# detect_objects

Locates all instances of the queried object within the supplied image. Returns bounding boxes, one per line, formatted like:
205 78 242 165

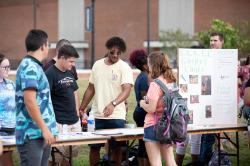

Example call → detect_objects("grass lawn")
9 77 250 165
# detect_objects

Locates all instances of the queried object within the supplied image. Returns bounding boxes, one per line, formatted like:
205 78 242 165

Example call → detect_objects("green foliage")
198 19 242 49
159 29 194 66
236 21 250 55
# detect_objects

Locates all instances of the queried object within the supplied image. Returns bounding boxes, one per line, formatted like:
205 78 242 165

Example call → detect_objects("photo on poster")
205 105 212 118
188 109 193 124
190 95 199 104
180 84 188 93
189 75 198 84
180 74 188 83
201 75 211 95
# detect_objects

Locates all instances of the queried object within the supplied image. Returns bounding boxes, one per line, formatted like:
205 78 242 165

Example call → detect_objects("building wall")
1 0 250 69
84 0 159 66
195 0 250 32
59 0 84 41
0 0 58 68
159 0 194 35
58 0 85 68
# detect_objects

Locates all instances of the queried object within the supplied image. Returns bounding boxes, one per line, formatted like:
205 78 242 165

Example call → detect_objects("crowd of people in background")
0 29 250 166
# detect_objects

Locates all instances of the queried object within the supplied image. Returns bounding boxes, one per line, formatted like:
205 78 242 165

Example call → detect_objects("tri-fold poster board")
178 48 238 126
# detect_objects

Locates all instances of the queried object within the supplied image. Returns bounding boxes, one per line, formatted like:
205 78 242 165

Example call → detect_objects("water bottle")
62 124 68 135
87 114 95 132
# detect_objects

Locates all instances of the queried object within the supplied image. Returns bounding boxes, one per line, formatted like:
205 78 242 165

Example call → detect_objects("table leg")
69 146 72 166
217 133 221 166
125 140 129 166
236 132 239 166
51 147 56 166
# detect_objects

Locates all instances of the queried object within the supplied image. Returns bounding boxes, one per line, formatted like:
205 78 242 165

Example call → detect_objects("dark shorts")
89 119 126 149
143 125 157 142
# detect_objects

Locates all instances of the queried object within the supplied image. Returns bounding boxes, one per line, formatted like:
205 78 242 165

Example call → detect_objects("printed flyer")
178 48 238 125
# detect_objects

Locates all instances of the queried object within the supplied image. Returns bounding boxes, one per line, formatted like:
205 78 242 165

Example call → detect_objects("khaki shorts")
51 120 81 164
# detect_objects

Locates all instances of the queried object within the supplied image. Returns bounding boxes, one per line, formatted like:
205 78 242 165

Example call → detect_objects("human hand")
103 103 114 117
42 128 57 145
143 96 149 104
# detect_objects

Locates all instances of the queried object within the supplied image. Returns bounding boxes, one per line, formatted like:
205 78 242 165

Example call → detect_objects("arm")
103 83 132 117
139 81 159 113
140 98 158 113
244 87 250 106
24 89 56 145
140 91 148 99
74 90 80 117
79 83 95 113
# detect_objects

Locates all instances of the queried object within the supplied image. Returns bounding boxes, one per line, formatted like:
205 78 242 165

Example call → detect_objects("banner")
178 49 238 125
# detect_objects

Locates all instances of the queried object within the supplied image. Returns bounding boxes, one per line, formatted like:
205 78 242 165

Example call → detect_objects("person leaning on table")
79 36 134 166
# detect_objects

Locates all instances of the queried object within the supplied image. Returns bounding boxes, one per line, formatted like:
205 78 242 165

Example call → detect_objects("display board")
178 49 238 125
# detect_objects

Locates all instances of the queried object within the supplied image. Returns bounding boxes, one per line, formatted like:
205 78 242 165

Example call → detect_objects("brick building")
0 0 250 69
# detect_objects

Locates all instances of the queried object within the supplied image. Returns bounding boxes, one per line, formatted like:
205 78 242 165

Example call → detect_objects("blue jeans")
199 134 216 163
143 125 157 142
17 138 51 166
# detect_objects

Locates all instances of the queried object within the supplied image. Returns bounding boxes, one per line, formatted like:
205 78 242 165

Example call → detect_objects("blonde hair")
148 51 176 82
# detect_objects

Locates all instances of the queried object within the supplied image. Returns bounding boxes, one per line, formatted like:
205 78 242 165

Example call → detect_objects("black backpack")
154 79 189 144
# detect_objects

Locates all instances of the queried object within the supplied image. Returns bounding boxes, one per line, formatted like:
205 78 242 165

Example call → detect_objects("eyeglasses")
0 66 10 71
109 50 122 56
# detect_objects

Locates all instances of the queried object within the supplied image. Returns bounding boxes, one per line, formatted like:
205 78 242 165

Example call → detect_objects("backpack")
208 150 232 166
154 79 189 144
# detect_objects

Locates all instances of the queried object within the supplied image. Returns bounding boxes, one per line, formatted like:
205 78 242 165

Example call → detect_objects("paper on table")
94 128 144 135
58 132 95 139
0 135 16 144
94 129 123 135
121 128 144 135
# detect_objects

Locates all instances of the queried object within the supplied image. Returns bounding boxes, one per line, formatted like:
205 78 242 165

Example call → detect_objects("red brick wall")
195 0 250 32
84 0 159 65
0 0 58 68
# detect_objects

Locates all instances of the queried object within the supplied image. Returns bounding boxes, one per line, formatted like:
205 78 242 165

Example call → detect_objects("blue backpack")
154 79 189 144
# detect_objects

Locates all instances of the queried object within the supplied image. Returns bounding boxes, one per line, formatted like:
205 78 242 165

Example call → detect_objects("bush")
198 19 242 49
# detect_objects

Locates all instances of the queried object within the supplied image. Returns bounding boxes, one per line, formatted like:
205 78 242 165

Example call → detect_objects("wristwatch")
111 101 117 107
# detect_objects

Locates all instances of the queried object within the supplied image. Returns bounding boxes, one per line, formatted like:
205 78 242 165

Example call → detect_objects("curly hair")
105 36 126 52
129 49 148 71
148 51 176 82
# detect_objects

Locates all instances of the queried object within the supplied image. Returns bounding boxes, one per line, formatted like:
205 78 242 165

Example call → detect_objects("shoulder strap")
154 79 170 95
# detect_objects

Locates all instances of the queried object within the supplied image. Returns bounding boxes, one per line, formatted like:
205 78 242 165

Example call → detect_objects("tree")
198 19 241 49
236 20 250 55
159 29 194 67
